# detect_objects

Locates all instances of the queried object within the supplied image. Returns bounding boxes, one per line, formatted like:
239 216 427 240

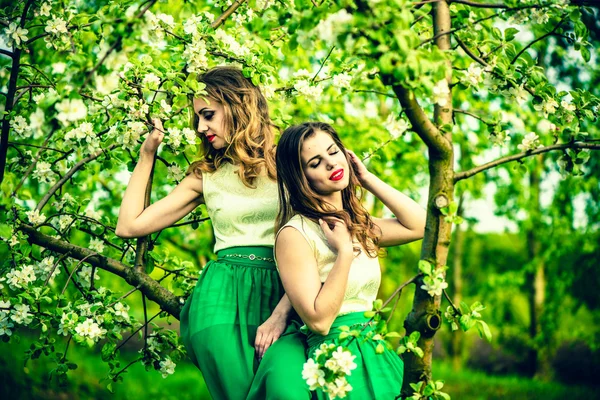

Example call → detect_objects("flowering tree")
1 0 599 398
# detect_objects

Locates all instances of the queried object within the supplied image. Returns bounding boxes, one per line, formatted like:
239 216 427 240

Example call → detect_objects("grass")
434 360 598 400
2 336 598 400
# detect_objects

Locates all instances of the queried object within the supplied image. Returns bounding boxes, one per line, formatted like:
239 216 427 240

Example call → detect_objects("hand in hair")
141 118 165 156
347 149 373 187
319 218 353 255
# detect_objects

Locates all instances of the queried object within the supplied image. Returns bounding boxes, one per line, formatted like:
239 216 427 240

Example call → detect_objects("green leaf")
418 260 433 276
581 46 591 63
477 320 493 342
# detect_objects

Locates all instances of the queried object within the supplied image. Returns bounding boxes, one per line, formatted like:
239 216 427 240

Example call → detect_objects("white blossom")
561 99 576 112
143 73 161 89
166 127 183 152
0 311 14 336
517 132 542 151
39 2 52 16
11 304 33 325
78 265 100 284
9 115 29 139
182 127 197 145
45 17 68 35
29 108 45 134
157 13 175 29
490 130 511 146
26 209 47 225
508 85 528 105
531 9 550 25
4 23 29 47
120 120 146 150
5 265 37 290
55 98 88 125
33 92 46 103
314 9 353 45
331 346 357 375
32 161 54 184
294 80 323 99
326 377 353 399
302 358 326 390
215 29 249 58
57 215 74 231
183 38 208 73
534 98 559 118
332 73 352 89
51 62 67 74
89 237 105 253
37 256 60 282
160 99 172 114
57 311 78 335
464 63 484 86
94 73 119 95
85 208 103 220
113 302 130 322
167 164 186 181
183 15 204 35
75 317 107 341
432 79 450 107
385 115 410 139
159 357 176 378
421 272 448 297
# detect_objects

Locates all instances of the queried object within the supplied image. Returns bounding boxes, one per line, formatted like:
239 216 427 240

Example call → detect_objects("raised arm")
115 119 204 239
275 219 353 336
348 150 426 247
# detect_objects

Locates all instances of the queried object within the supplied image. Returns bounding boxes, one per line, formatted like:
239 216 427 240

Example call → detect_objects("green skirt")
306 312 404 400
180 246 309 400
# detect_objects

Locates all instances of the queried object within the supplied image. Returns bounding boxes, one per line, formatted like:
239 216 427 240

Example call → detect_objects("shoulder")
179 172 204 196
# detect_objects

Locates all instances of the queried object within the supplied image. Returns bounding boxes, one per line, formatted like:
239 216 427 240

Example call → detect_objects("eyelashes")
309 150 340 168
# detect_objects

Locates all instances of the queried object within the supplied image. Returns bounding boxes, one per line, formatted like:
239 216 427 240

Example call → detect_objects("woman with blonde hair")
116 67 309 400
274 122 427 399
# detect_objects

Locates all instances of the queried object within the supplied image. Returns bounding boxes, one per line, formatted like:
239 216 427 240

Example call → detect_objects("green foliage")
1 0 599 393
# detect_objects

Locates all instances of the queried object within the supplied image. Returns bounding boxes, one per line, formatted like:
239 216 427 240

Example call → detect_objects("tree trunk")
401 3 454 394
450 197 465 370
526 155 549 378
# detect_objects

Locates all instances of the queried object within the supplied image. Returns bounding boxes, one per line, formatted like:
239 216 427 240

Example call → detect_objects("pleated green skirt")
179 246 310 400
306 312 404 400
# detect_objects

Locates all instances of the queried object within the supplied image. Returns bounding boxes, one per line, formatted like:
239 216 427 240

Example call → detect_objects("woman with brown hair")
274 122 427 399
116 67 309 400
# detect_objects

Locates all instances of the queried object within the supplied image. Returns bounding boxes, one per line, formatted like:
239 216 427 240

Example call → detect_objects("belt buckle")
248 254 256 260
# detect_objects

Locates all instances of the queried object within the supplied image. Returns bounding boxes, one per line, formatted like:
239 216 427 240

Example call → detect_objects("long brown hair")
188 66 276 187
276 122 380 257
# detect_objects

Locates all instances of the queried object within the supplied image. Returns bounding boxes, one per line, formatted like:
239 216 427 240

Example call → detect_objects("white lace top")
202 162 278 252
277 214 381 315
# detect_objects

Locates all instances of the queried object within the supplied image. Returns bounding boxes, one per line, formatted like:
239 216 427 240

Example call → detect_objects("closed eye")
202 112 214 120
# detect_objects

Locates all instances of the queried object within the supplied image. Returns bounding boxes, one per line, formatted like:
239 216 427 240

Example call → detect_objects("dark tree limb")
18 224 183 319
454 142 600 182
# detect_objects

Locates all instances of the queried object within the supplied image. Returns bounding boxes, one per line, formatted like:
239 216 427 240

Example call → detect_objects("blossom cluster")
302 343 357 399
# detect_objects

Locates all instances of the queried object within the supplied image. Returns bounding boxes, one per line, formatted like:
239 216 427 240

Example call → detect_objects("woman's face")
193 97 228 150
300 130 350 200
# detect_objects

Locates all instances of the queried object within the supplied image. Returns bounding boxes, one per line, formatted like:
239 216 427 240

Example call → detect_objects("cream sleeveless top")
202 162 278 252
278 214 381 315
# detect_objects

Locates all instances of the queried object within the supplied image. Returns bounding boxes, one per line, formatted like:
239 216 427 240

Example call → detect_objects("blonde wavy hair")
188 66 277 187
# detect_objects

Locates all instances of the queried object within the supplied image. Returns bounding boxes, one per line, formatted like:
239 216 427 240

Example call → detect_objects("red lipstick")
207 134 216 143
329 169 344 181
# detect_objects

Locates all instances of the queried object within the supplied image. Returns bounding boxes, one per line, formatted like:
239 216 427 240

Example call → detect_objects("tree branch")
18 224 183 319
211 0 247 29
454 36 488 66
454 142 600 182
35 145 117 211
511 16 567 65
391 85 450 154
